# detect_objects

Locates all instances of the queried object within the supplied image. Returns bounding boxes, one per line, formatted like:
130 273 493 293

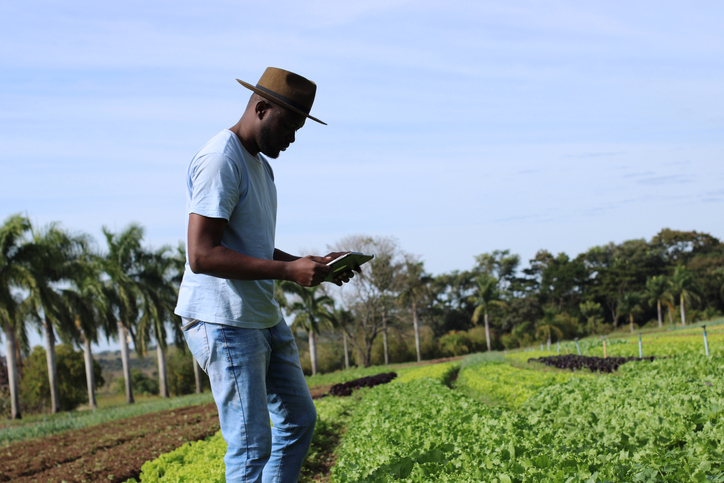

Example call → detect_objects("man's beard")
257 123 280 159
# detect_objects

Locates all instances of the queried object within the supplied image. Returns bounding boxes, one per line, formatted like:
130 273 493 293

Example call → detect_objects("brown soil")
0 402 220 483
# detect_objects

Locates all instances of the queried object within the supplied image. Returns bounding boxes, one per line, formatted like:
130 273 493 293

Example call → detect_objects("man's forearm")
273 249 300 262
190 245 290 281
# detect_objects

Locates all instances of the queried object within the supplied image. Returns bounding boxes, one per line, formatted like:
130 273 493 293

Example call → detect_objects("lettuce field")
5 324 724 482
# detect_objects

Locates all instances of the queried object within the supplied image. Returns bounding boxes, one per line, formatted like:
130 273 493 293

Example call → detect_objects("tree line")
0 214 189 419
2 212 724 416
278 230 724 375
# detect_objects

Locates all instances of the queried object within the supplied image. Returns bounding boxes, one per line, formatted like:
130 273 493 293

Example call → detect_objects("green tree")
113 369 159 397
618 291 643 333
469 273 506 352
102 224 147 404
21 223 88 413
0 214 34 419
61 256 114 410
535 306 565 349
397 257 431 363
136 245 183 399
644 275 673 328
670 266 700 326
20 344 104 412
280 283 335 375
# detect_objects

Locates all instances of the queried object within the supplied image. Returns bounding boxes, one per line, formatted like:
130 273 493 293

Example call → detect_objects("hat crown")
256 67 316 114
237 67 325 124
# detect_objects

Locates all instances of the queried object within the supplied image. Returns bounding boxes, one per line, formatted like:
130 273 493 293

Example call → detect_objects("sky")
2 1 723 351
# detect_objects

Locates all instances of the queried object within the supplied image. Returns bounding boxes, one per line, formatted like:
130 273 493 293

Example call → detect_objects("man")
175 67 354 482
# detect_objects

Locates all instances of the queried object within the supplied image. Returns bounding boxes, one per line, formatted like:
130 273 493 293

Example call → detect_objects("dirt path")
0 402 219 483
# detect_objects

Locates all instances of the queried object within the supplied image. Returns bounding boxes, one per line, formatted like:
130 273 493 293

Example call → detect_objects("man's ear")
255 100 271 120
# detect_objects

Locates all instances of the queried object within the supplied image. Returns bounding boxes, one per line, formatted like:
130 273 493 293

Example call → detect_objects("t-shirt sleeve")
187 153 240 220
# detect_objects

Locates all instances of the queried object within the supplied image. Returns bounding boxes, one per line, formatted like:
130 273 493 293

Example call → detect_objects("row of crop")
332 354 724 482
126 390 360 482
456 359 592 408
1 392 214 445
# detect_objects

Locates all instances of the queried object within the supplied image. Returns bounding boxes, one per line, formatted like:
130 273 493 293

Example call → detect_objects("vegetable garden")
4 323 724 482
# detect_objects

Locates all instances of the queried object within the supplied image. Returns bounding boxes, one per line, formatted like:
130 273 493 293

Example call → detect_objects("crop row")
332 354 724 482
456 360 592 408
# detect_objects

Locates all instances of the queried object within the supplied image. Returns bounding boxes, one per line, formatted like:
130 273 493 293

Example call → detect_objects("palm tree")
0 214 34 419
469 273 506 352
61 254 114 409
22 223 88 413
397 259 431 362
536 306 564 348
644 275 673 328
670 266 699 326
618 291 643 333
136 246 183 399
102 224 146 404
279 282 335 375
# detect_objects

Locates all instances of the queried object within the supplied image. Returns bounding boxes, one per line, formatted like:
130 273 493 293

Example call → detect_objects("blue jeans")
183 319 316 483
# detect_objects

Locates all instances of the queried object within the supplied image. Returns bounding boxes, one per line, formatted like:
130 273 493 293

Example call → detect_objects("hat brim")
236 79 327 125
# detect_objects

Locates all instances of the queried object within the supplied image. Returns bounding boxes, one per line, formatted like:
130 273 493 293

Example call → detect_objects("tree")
469 273 506 351
670 266 699 326
644 275 673 328
328 235 407 367
102 224 147 404
136 245 183 398
22 223 88 413
579 300 606 334
618 291 643 333
0 214 34 419
280 282 335 375
20 344 104 412
61 255 114 410
535 306 564 349
397 257 431 362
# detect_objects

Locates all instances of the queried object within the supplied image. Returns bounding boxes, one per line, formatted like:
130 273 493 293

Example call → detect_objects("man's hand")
286 256 332 287
324 251 361 286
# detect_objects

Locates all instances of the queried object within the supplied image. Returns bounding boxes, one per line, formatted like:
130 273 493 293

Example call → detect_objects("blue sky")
2 1 723 350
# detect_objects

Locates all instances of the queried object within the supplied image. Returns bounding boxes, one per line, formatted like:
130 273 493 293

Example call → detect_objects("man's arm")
187 213 332 287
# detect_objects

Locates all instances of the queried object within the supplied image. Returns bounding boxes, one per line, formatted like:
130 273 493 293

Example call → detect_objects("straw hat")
237 67 326 125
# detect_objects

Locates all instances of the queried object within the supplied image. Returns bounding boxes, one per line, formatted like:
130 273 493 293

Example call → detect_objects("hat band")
255 84 310 114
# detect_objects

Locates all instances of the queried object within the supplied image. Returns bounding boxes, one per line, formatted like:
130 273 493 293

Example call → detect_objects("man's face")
257 105 306 159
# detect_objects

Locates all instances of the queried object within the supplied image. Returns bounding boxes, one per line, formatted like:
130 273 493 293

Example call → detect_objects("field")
4 322 724 482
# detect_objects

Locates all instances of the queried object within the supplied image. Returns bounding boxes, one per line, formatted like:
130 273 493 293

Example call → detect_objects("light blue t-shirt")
174 130 283 329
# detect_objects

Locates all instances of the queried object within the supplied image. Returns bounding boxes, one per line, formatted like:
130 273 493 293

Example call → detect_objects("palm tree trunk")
629 314 634 333
382 306 389 366
308 330 318 376
4 326 22 419
412 302 421 363
484 312 492 352
343 331 350 370
44 319 61 413
657 301 662 328
680 295 686 326
193 358 203 394
119 321 134 404
157 343 168 398
82 333 97 409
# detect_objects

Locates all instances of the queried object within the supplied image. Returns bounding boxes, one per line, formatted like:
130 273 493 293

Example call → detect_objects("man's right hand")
286 256 332 286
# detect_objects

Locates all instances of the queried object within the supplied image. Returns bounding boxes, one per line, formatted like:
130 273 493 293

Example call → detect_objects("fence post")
602 335 607 359
575 337 581 356
638 333 643 358
703 325 710 356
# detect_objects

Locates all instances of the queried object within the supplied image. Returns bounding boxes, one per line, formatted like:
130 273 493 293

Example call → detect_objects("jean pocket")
183 320 210 373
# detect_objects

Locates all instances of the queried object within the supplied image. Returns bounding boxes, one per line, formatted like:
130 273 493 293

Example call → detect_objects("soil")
0 402 220 483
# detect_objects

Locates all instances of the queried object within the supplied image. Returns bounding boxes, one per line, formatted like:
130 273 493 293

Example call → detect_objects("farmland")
4 323 724 482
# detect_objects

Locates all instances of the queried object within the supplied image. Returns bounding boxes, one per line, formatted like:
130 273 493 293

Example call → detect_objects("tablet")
325 252 374 282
